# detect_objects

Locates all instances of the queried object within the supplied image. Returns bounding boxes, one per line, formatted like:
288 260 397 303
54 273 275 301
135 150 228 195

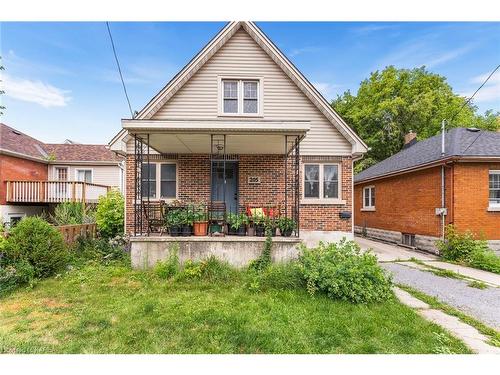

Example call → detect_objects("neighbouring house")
354 127 500 254
108 21 368 267
0 123 125 226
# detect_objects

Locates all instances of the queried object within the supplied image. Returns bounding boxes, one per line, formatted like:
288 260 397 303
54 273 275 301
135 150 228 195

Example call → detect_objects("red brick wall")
354 166 453 237
125 154 353 234
452 162 500 239
0 154 48 205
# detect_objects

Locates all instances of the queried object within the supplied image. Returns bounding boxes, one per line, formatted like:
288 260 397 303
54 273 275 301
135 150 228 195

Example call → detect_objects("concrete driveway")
355 236 437 262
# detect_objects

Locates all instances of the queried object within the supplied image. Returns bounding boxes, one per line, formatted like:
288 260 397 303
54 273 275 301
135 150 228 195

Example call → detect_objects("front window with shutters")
303 163 340 200
220 78 261 115
141 163 177 200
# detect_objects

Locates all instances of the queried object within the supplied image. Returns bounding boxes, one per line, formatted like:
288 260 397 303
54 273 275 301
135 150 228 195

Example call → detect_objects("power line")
106 22 134 118
450 63 500 123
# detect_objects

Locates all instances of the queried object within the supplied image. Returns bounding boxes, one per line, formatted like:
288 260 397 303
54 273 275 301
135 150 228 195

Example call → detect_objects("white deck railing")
6 181 110 204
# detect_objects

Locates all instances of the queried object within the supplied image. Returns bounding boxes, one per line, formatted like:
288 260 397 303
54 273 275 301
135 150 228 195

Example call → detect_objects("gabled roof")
0 123 123 163
354 127 500 184
119 21 367 155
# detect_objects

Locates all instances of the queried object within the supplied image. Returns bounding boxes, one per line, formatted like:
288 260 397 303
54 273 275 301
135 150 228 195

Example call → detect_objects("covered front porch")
124 119 309 240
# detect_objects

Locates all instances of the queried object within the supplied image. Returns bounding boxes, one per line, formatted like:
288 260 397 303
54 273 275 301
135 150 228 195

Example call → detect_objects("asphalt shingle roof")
354 127 500 183
0 123 123 163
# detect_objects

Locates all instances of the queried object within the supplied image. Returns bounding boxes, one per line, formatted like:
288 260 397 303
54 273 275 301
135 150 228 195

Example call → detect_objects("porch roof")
122 120 310 154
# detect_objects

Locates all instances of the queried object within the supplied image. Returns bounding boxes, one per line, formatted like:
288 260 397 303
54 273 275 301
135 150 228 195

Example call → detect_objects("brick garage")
125 154 353 235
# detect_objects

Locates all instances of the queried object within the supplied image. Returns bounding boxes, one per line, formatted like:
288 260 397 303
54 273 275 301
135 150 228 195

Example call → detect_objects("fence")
57 223 97 244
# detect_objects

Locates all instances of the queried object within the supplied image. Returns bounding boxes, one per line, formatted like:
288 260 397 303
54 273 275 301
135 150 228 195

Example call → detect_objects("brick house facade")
113 22 367 246
354 128 500 254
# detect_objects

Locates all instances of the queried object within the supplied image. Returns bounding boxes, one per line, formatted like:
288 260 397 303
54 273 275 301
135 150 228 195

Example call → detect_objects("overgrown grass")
398 284 500 348
0 262 471 354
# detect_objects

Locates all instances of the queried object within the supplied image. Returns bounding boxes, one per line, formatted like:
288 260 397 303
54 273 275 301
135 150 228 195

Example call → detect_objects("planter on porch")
193 221 208 236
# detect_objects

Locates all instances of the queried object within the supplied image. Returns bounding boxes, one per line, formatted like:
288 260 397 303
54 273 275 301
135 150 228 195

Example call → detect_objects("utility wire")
450 63 500 123
106 22 134 118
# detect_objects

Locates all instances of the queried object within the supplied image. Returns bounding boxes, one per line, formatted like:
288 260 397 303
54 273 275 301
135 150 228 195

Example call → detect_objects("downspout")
440 119 446 240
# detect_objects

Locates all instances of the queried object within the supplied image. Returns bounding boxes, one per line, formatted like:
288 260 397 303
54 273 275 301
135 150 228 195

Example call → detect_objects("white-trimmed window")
489 170 500 208
141 163 177 199
220 78 261 115
363 186 375 209
76 169 93 183
55 167 68 181
303 163 340 200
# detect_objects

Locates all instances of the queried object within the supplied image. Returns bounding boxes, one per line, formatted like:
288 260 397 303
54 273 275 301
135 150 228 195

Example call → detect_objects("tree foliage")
332 66 499 172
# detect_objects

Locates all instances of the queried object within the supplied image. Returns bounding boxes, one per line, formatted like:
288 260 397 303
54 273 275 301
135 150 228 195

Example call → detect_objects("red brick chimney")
404 130 417 145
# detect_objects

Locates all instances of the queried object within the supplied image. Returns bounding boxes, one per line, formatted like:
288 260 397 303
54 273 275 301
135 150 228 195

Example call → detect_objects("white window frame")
54 166 69 181
488 170 500 211
75 168 93 183
140 162 178 201
362 185 376 211
301 163 344 205
218 76 263 117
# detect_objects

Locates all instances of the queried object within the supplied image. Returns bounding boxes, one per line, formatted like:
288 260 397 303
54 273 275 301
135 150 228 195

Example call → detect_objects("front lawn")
0 262 470 354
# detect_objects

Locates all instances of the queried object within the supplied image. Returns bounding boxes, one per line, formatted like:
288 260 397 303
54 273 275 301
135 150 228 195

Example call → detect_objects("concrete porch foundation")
130 235 303 269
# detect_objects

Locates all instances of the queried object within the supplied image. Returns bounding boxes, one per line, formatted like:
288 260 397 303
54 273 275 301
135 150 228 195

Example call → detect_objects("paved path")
355 237 437 262
383 263 500 330
422 261 500 287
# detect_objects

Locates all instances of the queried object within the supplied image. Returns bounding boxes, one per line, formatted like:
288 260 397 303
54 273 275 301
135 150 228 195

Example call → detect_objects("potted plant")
193 203 208 236
277 217 296 237
227 212 248 236
180 207 194 237
165 208 182 237
265 216 278 237
253 212 266 237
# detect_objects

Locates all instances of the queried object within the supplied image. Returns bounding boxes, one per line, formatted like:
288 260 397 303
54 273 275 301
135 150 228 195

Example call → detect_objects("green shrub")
436 225 489 263
249 230 273 271
176 256 236 282
96 190 124 239
469 249 500 274
437 225 500 274
153 245 180 279
2 217 67 278
298 239 393 303
72 236 127 265
0 259 35 295
50 202 95 225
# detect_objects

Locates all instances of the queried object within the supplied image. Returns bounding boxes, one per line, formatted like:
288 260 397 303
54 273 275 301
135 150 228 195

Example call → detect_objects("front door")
211 161 238 213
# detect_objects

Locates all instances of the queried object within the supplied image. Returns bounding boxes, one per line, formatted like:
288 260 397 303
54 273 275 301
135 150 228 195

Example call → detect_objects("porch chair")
208 201 226 236
142 201 166 235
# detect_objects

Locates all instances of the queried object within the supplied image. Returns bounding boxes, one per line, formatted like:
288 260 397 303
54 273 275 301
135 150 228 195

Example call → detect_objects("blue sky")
1 22 499 144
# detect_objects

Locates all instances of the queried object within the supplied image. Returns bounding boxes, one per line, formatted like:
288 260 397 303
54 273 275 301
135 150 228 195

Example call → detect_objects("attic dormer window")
220 78 261 116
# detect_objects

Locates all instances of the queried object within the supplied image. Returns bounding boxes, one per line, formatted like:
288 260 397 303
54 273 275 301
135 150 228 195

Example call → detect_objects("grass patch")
0 262 472 354
428 268 464 280
398 284 500 348
468 280 488 290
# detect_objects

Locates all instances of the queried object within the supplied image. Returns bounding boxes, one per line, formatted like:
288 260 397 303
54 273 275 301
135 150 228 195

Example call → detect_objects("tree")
332 66 499 173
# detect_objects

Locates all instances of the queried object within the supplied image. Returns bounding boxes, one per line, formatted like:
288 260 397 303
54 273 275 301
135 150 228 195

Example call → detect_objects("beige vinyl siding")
49 165 121 188
152 29 352 156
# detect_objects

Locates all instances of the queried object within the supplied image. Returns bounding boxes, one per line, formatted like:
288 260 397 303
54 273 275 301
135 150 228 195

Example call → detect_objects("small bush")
2 217 67 278
299 239 393 304
72 236 128 265
437 225 500 274
176 256 236 282
96 190 124 239
153 245 180 279
249 230 273 271
0 259 35 295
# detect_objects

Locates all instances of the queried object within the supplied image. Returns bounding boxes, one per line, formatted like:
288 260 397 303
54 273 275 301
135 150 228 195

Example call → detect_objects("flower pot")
236 225 246 236
281 228 293 237
255 224 266 237
209 223 222 234
247 226 255 236
169 225 181 237
193 221 208 236
181 224 192 236
269 227 277 237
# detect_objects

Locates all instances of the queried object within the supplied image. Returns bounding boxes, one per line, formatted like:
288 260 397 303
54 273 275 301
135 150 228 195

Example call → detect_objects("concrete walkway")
355 236 437 262
422 261 500 287
394 287 500 354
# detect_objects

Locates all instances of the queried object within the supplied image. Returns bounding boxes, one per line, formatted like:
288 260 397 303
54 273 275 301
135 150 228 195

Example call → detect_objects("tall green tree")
332 66 499 172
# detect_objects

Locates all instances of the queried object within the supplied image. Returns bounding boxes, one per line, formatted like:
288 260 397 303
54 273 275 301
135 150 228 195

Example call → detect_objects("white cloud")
460 70 500 103
312 82 343 100
1 73 71 108
352 24 397 35
289 46 322 57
